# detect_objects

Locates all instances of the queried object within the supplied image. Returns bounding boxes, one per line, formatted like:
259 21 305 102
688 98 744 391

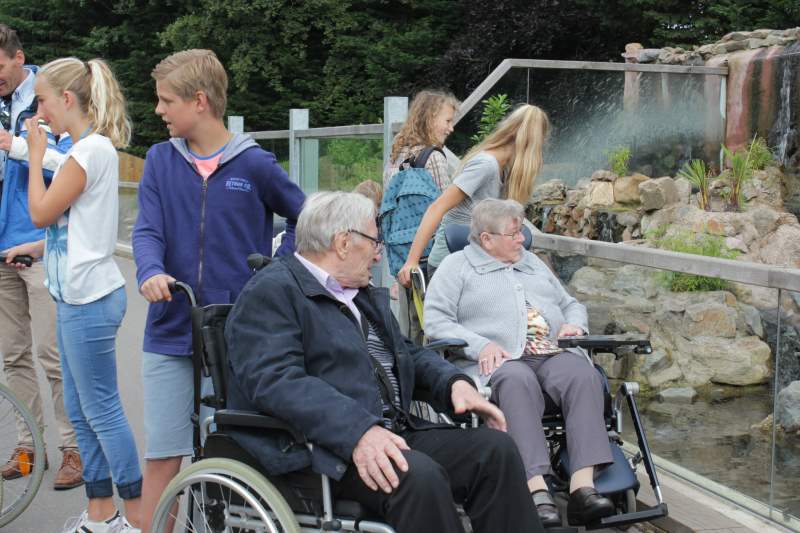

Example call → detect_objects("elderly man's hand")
557 324 584 338
352 425 410 493
477 341 509 376
451 380 507 431
0 129 12 151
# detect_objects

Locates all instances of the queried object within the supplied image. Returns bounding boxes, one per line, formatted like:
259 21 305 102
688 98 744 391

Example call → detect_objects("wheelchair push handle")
167 281 197 308
0 254 34 267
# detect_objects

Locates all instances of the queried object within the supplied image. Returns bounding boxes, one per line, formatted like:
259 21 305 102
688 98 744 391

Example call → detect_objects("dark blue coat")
224 254 468 480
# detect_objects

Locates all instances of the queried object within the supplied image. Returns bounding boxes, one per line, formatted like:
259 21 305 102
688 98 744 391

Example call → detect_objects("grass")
649 228 738 292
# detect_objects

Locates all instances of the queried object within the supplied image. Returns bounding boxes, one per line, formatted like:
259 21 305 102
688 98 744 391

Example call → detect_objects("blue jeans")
57 287 142 499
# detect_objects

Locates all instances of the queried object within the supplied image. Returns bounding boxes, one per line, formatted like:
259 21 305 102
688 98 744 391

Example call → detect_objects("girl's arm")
396 184 466 287
25 120 85 228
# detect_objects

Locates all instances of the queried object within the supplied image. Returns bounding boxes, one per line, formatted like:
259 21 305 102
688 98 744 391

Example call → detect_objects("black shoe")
567 486 615 525
531 489 562 527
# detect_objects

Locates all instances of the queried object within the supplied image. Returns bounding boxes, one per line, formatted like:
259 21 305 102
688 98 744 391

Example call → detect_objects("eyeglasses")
487 230 524 239
349 229 384 253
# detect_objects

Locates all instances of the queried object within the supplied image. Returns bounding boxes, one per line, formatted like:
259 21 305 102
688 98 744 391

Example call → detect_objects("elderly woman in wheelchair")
424 198 620 527
162 191 545 533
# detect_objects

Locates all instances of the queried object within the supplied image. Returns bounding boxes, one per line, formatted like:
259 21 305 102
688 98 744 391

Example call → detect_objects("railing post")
289 109 308 185
227 115 244 134
383 97 408 168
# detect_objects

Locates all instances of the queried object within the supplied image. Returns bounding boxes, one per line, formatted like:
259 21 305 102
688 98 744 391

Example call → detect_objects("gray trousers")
489 351 612 479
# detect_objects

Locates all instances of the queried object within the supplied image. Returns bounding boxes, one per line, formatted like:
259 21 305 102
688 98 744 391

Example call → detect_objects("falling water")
774 59 793 165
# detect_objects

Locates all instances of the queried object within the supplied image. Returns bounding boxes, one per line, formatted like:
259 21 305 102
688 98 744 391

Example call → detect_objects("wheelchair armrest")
424 338 468 352
214 409 306 444
557 334 652 354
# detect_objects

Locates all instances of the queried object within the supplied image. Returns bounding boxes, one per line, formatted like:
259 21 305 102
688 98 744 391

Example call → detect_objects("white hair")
469 198 525 242
296 191 376 254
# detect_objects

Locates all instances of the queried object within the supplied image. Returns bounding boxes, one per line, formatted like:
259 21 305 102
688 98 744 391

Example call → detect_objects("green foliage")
677 159 712 211
470 94 511 144
322 138 383 191
606 145 631 176
721 143 753 212
747 135 774 171
650 229 738 292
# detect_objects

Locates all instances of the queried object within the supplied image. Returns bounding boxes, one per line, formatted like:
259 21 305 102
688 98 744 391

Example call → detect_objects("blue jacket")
225 254 468 479
133 134 305 356
0 65 72 251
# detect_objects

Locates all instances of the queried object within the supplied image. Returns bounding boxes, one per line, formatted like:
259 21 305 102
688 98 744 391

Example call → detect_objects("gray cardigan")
423 242 588 382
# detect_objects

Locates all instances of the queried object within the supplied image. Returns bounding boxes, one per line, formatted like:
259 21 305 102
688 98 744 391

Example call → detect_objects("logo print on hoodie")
225 177 253 193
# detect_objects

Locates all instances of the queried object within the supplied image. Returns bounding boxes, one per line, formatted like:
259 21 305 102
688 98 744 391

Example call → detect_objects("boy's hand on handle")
397 262 416 288
24 117 47 163
0 129 12 151
140 273 176 303
2 241 44 269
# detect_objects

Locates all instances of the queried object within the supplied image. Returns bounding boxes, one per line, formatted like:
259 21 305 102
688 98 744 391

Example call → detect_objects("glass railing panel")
255 139 290 173
118 184 137 247
303 136 384 193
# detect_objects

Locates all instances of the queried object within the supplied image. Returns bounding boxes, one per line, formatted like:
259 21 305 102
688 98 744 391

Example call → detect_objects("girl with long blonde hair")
397 103 549 286
24 57 141 533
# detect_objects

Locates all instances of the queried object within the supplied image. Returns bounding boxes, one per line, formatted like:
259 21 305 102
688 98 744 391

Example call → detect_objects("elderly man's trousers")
332 426 544 533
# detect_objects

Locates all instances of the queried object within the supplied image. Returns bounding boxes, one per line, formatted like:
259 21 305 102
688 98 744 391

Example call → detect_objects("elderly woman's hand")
557 324 584 338
478 341 510 376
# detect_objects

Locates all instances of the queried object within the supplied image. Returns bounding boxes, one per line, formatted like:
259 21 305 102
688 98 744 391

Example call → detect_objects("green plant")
606 145 631 176
721 144 752 211
470 94 511 144
677 159 712 211
324 138 383 190
651 229 738 292
746 134 774 171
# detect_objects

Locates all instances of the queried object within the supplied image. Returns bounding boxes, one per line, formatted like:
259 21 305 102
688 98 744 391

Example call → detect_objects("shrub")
677 159 712 211
471 94 511 144
747 134 774 171
721 144 752 212
651 229 738 292
606 145 631 176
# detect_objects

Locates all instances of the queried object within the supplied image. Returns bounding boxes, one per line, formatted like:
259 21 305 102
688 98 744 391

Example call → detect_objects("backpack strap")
411 146 445 169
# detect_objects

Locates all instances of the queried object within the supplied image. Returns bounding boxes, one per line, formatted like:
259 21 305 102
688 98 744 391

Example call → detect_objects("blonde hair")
151 49 228 119
353 180 383 210
390 89 459 161
39 57 131 148
458 104 549 204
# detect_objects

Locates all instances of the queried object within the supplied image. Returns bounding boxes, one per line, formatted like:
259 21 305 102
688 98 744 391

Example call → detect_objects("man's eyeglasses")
349 229 384 253
487 230 524 239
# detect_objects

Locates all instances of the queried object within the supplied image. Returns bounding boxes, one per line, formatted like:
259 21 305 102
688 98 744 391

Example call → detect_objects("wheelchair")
152 269 468 533
407 224 669 530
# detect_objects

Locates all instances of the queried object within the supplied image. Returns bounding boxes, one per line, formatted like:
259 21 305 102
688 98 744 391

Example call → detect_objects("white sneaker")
62 510 120 533
110 516 141 533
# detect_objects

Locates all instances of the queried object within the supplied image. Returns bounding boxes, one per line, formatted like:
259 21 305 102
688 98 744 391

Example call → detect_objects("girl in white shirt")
25 57 141 533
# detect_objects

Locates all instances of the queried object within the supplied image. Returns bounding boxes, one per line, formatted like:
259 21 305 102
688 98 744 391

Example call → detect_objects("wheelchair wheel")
0 382 46 528
152 457 301 533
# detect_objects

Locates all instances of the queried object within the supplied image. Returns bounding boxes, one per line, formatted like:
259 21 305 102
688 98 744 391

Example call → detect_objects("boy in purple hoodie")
132 49 305 531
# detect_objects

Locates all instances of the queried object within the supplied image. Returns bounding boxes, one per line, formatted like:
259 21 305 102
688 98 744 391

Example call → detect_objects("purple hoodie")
133 134 305 356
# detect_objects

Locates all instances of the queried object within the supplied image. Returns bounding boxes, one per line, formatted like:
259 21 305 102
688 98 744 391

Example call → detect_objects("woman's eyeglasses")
487 230 523 239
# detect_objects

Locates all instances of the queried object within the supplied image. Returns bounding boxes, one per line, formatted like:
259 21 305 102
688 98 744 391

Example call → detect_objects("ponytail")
39 57 131 148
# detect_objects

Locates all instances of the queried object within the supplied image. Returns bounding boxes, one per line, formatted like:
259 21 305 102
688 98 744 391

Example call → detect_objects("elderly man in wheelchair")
422 198 668 530
159 191 544 533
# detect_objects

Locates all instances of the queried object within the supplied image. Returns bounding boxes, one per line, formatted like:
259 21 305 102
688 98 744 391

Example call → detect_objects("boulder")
657 387 697 404
586 181 615 208
674 177 693 205
757 224 800 268
568 267 610 298
532 179 567 203
683 302 737 338
743 167 785 209
639 177 679 211
591 170 617 182
609 264 660 299
749 206 781 237
615 210 641 229
776 381 800 432
614 173 650 204
673 335 771 386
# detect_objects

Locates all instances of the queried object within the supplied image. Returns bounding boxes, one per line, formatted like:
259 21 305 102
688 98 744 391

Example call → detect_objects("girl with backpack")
397 104 549 287
24 57 141 533
383 90 459 341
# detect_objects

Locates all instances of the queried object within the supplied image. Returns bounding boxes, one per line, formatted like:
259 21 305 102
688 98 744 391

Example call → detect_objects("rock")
674 335 771 386
586 181 615 208
757 224 800 268
532 179 567 203
743 167 785 209
674 177 692 204
615 210 641 228
647 363 683 387
569 267 609 297
737 303 764 338
683 302 737 338
776 381 800 432
713 40 748 54
591 170 617 182
724 236 748 253
721 31 750 42
636 49 662 63
697 43 716 56
639 177 679 211
594 352 626 379
657 387 697 404
614 173 650 204
609 264 660 299
751 414 773 434
750 206 781 237
565 189 584 207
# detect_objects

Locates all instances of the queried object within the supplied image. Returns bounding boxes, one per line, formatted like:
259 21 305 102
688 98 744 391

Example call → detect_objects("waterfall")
774 59 793 165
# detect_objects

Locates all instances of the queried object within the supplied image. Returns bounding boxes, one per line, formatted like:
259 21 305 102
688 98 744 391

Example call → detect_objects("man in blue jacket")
133 49 306 532
225 191 544 533
0 24 82 490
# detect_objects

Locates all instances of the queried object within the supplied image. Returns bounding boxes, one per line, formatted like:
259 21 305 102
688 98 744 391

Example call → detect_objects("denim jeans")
56 287 142 499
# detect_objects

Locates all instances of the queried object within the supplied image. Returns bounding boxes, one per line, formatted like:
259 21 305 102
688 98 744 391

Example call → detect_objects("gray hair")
296 191 376 254
469 198 525 242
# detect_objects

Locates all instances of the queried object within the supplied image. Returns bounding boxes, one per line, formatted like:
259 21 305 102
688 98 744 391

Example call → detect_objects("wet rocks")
777 381 800 432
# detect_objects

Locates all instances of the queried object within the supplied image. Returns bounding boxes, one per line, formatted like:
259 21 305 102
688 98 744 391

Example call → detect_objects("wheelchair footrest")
585 503 668 530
